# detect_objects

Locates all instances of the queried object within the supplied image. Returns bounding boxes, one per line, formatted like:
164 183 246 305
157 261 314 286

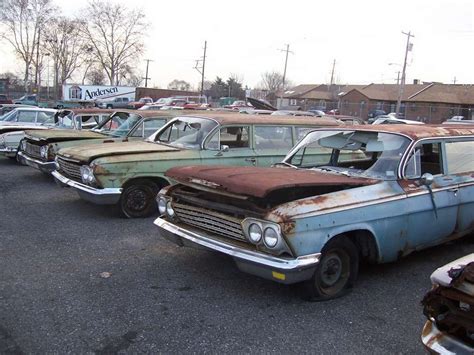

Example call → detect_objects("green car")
52 113 342 218
18 109 175 173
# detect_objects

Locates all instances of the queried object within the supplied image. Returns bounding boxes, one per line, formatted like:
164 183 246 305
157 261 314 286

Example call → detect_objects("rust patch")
280 221 296 236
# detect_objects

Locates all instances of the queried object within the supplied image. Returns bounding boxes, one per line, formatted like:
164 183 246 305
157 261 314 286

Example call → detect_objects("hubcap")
320 253 343 287
127 189 148 211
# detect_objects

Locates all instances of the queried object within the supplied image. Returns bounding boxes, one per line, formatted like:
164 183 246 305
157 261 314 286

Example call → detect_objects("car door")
254 125 294 166
200 125 256 166
444 138 474 234
402 140 460 248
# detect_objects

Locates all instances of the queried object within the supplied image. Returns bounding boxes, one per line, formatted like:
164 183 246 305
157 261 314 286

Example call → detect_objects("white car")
372 116 424 125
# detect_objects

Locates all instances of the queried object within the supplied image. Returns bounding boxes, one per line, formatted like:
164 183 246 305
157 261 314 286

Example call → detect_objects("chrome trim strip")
154 217 321 271
17 151 55 171
52 170 122 199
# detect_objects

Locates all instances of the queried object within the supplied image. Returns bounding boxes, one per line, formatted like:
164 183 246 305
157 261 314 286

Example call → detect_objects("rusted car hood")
59 141 179 162
25 129 106 142
166 165 378 198
0 123 50 134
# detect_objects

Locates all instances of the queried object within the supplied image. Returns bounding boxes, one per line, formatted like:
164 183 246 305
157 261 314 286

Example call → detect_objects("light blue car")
155 125 474 300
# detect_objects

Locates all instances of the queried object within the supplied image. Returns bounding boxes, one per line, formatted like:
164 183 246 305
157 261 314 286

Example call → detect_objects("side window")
115 98 121 102
36 111 54 123
254 126 293 150
81 115 101 128
405 142 443 178
446 141 474 174
296 127 314 141
219 126 249 149
17 111 36 122
131 122 144 137
123 98 129 102
143 119 166 138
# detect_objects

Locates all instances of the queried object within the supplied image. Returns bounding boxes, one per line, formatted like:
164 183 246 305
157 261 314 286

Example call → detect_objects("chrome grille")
25 141 41 159
173 202 246 241
57 156 82 181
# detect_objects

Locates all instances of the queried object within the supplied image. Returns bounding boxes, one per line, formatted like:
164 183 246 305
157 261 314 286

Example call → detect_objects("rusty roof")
306 124 474 141
177 112 343 126
62 108 194 118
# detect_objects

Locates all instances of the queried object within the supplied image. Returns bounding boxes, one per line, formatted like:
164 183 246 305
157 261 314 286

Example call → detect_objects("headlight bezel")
40 145 49 159
80 164 97 185
242 218 290 254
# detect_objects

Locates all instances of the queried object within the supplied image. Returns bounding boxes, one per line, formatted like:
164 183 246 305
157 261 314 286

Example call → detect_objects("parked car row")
2 106 473 352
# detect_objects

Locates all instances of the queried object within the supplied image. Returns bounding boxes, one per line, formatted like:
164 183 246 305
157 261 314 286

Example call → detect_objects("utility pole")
278 44 294 107
143 59 153 88
34 27 41 96
395 31 414 118
453 77 457 84
279 44 293 90
194 40 207 97
330 59 336 86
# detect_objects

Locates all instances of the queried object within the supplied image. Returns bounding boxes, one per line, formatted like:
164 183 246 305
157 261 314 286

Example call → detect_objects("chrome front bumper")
422 320 474 354
154 217 320 284
0 147 17 158
17 151 56 173
52 170 122 205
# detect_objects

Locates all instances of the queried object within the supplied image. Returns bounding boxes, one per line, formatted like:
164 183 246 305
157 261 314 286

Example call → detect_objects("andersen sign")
63 84 136 101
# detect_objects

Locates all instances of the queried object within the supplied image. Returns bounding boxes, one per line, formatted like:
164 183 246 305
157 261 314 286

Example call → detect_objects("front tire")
301 236 359 301
120 180 159 218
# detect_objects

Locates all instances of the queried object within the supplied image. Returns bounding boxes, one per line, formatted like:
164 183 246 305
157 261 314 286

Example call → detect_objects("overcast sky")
1 0 473 89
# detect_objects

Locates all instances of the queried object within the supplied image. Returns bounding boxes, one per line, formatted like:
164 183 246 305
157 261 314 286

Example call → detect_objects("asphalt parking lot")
1 156 473 353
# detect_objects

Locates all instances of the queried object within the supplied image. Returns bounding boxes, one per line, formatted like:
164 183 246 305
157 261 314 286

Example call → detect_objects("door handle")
448 187 459 195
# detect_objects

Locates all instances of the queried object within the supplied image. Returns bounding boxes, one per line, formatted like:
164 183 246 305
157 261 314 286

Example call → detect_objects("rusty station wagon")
17 109 173 173
52 113 342 218
154 125 474 300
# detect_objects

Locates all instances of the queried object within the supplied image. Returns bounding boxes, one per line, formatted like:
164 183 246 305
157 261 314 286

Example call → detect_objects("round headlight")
166 201 175 217
158 197 167 215
248 223 262 244
263 227 279 248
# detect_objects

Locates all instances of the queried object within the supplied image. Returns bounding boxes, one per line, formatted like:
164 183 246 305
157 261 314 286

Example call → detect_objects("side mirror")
220 145 229 152
420 173 434 186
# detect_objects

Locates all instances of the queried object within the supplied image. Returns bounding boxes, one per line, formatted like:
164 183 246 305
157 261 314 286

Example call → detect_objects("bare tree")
85 66 106 85
80 0 147 86
168 79 191 91
258 71 292 94
0 0 56 93
43 17 88 99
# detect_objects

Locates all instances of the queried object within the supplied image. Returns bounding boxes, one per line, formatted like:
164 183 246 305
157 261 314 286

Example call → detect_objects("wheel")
106 104 113 109
119 180 159 218
301 236 359 301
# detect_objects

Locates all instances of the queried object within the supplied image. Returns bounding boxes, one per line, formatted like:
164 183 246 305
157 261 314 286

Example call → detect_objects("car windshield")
55 111 75 128
1 109 17 121
283 130 411 180
93 112 138 137
154 116 218 149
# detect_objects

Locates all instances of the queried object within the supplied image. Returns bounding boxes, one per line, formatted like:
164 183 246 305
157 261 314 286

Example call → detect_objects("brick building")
283 82 474 123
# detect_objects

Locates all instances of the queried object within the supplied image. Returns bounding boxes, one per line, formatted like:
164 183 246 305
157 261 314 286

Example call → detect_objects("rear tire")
301 236 359 301
106 104 113 109
119 180 159 218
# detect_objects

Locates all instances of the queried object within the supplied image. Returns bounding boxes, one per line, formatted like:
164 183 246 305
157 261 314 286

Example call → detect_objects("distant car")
96 97 130 109
271 110 316 117
334 116 365 125
308 109 325 116
372 116 424 125
368 109 386 119
0 94 13 105
224 100 250 110
0 107 57 126
443 119 474 125
326 109 340 115
421 254 474 353
128 97 154 109
0 104 32 119
14 94 39 106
